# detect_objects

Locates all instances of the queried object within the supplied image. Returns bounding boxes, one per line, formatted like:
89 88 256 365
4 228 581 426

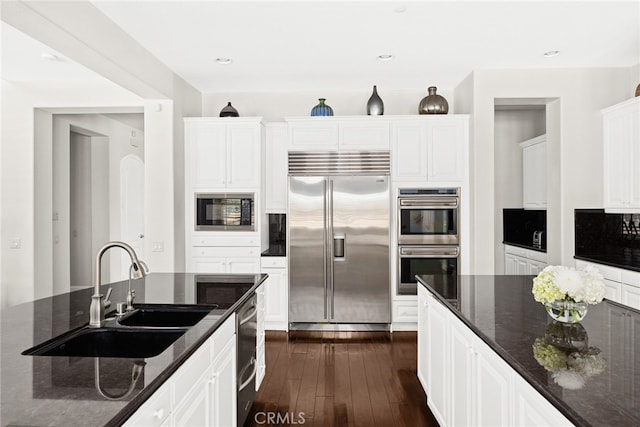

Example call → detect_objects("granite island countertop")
0 273 267 427
416 274 640 427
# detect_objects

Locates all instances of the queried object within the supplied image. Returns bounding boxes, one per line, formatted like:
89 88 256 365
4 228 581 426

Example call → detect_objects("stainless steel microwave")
195 192 255 231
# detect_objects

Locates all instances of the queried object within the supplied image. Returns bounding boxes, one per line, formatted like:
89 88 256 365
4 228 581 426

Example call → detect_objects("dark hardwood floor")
244 331 439 427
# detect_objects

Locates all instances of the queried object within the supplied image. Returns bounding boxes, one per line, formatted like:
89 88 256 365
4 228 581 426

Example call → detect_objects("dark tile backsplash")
574 209 640 271
502 208 546 250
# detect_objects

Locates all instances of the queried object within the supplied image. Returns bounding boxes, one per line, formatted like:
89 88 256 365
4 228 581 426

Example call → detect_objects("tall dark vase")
219 102 239 117
418 86 449 114
367 85 384 115
310 98 334 116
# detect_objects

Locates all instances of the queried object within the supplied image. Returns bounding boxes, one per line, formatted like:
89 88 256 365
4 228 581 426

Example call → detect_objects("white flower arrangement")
532 338 606 390
532 265 605 305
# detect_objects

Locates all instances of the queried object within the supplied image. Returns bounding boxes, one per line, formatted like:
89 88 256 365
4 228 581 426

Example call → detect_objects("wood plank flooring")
244 331 439 427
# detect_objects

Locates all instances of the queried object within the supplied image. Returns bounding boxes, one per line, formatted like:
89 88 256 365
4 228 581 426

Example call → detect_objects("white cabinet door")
603 98 640 212
255 283 266 390
227 125 260 188
187 122 227 188
604 278 623 303
191 257 227 273
212 335 237 427
172 370 212 427
474 339 512 427
426 294 449 426
264 124 288 212
391 121 427 181
123 383 171 427
521 135 547 209
262 268 288 329
527 260 546 275
449 315 474 427
427 120 465 182
512 374 573 427
340 121 390 150
622 283 640 310
504 253 517 274
288 121 339 150
515 258 528 275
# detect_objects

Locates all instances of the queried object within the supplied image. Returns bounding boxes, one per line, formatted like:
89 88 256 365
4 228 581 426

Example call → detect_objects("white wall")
455 66 634 274
493 108 546 273
201 88 456 120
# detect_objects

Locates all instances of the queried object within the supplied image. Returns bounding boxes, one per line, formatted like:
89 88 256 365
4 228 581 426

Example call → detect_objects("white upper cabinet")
520 135 547 209
391 116 468 182
603 97 640 213
264 123 288 213
185 118 262 190
286 117 390 151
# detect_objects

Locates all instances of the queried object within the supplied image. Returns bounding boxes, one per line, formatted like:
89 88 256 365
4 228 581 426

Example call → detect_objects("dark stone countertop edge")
415 275 588 427
574 255 640 273
261 245 286 257
502 241 547 253
107 274 268 427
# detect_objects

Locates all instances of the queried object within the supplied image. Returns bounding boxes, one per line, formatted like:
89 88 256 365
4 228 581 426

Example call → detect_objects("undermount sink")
117 304 215 328
22 327 186 358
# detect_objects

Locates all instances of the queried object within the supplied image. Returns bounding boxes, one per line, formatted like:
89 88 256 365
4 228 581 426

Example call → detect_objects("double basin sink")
22 305 218 359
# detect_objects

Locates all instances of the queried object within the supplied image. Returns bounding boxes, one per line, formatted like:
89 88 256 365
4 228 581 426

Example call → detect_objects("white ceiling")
88 0 640 93
2 1 639 95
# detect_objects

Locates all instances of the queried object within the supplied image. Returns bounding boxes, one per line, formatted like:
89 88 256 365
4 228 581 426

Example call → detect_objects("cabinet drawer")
261 257 287 268
124 382 171 426
211 314 236 358
576 260 622 282
172 340 211 403
621 269 640 288
504 245 547 263
192 246 260 258
192 235 259 247
394 300 418 322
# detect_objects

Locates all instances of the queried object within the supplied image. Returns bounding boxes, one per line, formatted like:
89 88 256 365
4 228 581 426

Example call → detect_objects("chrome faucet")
90 241 146 328
126 260 149 311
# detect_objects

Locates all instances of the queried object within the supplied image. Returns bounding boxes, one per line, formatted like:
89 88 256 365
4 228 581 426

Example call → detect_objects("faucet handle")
104 287 113 309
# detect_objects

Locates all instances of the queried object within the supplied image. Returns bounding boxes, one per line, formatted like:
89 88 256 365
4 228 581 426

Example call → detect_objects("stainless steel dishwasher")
237 294 257 427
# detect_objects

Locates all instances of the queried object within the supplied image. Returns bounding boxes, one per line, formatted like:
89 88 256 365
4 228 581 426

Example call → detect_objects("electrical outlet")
152 241 164 252
10 239 21 249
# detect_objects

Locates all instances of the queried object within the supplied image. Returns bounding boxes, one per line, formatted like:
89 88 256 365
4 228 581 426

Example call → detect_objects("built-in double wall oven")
397 188 460 296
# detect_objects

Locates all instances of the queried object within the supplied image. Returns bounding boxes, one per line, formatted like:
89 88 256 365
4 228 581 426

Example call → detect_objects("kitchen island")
0 273 266 427
416 275 639 427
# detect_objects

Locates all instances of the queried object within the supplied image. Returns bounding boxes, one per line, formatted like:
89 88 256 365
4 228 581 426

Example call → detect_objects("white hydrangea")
554 267 583 298
531 264 605 305
552 369 586 390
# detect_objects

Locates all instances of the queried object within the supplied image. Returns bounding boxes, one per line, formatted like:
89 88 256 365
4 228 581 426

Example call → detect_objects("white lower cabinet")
190 246 261 274
504 244 547 275
123 315 237 427
575 259 640 309
260 257 288 330
417 286 572 427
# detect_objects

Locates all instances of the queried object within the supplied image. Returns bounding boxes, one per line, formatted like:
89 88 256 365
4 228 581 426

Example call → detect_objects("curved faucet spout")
90 241 146 328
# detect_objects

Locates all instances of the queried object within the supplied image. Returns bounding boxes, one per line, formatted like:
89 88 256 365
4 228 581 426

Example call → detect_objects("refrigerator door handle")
322 179 328 320
333 234 345 259
327 179 335 320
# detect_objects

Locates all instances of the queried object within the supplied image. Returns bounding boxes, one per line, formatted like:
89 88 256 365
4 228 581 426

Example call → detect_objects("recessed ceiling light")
40 52 59 62
543 50 560 58
215 58 232 65
394 6 407 13
377 54 394 62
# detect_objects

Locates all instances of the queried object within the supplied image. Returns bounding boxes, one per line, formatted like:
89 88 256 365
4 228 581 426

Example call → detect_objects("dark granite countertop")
416 275 640 427
0 273 267 427
261 244 286 257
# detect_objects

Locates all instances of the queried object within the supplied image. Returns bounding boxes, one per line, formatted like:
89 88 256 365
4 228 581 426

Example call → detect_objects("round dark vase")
219 102 239 117
311 98 334 116
635 83 640 97
418 86 449 114
367 85 384 115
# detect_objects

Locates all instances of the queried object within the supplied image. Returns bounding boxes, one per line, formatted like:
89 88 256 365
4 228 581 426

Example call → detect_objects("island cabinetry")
185 118 262 189
417 285 572 427
390 116 468 182
504 244 547 275
260 257 288 330
602 97 640 213
520 135 547 209
255 283 266 389
124 315 237 427
286 117 390 151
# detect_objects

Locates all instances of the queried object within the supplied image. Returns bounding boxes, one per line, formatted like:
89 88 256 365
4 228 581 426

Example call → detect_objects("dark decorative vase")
367 85 384 115
418 86 449 114
219 102 239 117
310 98 334 116
635 83 640 97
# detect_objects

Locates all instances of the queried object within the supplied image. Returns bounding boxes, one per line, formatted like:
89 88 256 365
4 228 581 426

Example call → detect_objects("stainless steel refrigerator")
288 152 391 330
